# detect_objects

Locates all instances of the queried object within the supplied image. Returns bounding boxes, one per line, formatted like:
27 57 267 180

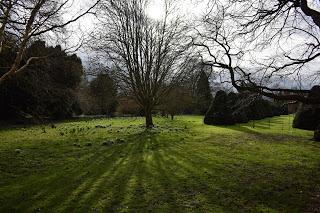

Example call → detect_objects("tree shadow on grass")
0 130 183 212
1 126 319 212
7 148 126 210
157 143 320 212
215 121 310 142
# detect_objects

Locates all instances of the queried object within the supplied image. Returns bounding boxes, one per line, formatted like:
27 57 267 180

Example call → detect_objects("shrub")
204 91 285 125
293 86 320 130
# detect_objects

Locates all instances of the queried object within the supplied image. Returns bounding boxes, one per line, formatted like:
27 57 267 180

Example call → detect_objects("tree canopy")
193 0 320 104
89 0 192 127
0 40 83 121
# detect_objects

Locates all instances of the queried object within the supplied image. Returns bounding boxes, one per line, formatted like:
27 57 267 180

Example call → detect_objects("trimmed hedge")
293 86 320 131
204 91 286 125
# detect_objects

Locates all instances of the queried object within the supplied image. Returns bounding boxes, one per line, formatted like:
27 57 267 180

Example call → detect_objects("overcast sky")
64 0 319 89
68 0 209 62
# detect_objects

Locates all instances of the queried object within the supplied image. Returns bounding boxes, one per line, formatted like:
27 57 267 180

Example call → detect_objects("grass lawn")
0 115 320 212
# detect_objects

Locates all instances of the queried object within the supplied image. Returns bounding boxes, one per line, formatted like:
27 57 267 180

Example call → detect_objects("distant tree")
77 79 96 115
117 96 142 116
89 73 118 116
162 85 193 120
158 62 214 117
0 40 83 121
195 70 213 114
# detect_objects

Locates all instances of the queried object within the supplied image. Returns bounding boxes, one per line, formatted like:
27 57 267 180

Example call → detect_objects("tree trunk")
171 114 174 120
145 108 154 128
314 126 320 141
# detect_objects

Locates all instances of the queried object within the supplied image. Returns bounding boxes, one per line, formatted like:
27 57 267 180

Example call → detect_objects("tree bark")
145 108 154 128
314 125 320 142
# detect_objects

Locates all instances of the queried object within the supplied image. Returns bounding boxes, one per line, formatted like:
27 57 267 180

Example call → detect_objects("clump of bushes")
293 86 320 131
204 91 234 125
0 40 83 122
204 91 287 125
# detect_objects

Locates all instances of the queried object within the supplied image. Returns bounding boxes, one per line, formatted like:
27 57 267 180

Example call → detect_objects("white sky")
71 0 208 28
147 0 209 20
63 0 319 88
70 0 209 62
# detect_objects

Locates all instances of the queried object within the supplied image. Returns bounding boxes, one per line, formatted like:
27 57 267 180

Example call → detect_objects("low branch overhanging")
193 0 320 105
224 0 320 74
0 53 54 84
299 0 320 28
192 41 318 104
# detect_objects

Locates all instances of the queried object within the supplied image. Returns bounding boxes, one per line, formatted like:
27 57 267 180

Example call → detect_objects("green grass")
0 115 319 212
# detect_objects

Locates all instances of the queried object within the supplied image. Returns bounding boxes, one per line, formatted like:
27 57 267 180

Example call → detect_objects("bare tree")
0 0 100 85
192 0 320 104
89 0 191 128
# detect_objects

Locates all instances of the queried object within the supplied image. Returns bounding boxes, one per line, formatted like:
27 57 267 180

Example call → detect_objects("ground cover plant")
0 115 319 212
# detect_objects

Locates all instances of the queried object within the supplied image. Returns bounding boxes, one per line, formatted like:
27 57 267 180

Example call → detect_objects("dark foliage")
204 91 234 125
116 97 143 116
160 67 215 117
88 73 118 116
195 71 213 115
315 125 320 142
293 86 320 130
204 91 286 125
161 85 194 119
0 40 83 121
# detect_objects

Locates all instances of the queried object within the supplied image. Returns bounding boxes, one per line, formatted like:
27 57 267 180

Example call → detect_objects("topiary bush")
204 91 286 125
293 86 320 130
204 91 235 125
